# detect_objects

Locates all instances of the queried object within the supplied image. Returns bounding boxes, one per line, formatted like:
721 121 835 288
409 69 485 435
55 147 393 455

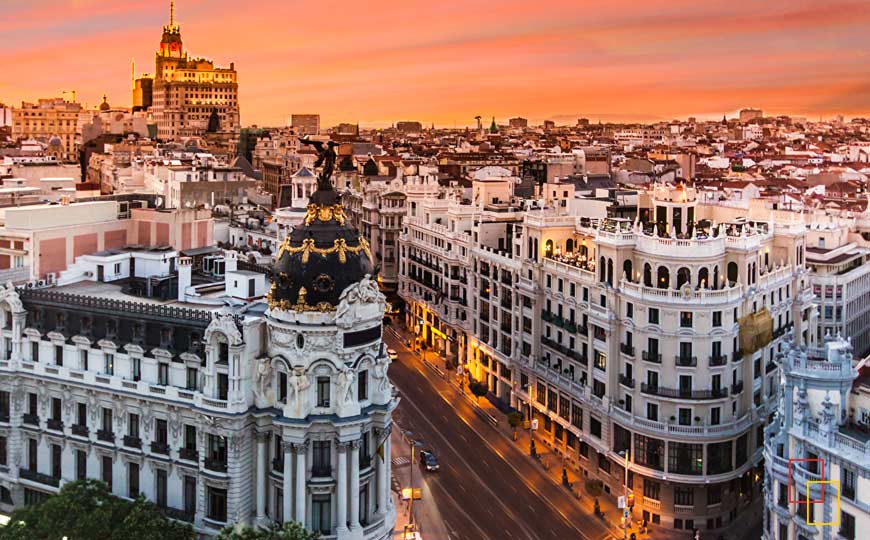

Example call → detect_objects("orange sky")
2 0 869 127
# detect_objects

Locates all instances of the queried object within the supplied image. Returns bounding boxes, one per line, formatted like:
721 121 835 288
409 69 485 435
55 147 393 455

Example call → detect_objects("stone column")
256 432 269 523
384 434 392 509
336 441 349 531
294 442 307 524
349 439 361 530
375 429 388 517
282 441 293 524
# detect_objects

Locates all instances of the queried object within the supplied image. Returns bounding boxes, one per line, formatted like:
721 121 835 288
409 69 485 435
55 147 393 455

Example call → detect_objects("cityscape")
0 1 869 540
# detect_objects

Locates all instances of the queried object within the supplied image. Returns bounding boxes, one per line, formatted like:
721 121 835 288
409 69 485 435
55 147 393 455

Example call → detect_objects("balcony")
641 383 728 400
19 468 60 488
179 447 199 462
731 381 744 394
23 413 39 426
204 457 228 473
272 457 284 472
97 429 114 443
620 343 635 356
619 375 636 388
0 412 9 423
765 361 777 374
158 506 195 523
732 349 744 362
71 424 89 437
150 441 170 455
47 418 64 432
577 325 588 336
709 355 728 367
674 355 697 367
642 351 662 364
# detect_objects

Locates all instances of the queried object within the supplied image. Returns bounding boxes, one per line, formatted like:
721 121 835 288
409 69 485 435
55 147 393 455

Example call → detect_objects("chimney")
177 256 192 302
224 249 238 273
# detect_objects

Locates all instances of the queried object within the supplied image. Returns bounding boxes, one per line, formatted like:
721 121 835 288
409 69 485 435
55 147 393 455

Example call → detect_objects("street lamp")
404 430 424 527
619 448 633 540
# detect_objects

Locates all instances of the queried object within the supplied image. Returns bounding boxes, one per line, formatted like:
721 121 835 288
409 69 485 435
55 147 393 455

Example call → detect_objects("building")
509 117 529 129
11 99 83 162
762 337 867 540
133 76 154 111
739 109 764 123
395 122 422 134
291 115 320 136
0 175 396 538
399 180 817 536
150 3 240 140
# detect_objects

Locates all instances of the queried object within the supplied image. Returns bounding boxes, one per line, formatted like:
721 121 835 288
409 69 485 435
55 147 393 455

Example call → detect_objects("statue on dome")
300 136 338 190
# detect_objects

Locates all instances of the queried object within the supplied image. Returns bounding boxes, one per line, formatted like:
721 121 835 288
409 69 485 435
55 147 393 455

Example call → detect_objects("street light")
619 448 633 540
404 430 424 527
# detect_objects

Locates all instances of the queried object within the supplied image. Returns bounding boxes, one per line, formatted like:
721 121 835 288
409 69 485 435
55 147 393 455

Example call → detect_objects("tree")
507 411 524 440
217 521 319 540
0 479 194 540
468 379 488 404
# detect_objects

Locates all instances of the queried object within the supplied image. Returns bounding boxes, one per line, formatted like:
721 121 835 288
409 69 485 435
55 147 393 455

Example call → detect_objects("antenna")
169 0 175 27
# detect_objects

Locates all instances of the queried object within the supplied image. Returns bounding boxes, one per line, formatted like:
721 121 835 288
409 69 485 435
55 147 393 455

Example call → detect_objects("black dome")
269 189 373 311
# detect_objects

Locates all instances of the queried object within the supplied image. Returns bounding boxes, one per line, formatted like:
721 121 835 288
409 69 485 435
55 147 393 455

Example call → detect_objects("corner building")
0 182 395 538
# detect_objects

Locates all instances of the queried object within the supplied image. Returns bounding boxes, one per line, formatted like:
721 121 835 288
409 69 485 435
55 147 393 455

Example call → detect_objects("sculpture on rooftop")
300 136 338 190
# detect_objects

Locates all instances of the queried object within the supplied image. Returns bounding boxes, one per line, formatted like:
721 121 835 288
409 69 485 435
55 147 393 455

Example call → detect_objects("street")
386 330 616 540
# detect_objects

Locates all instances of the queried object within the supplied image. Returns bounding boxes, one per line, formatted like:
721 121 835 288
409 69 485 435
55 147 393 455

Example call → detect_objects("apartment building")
762 337 868 540
399 180 817 535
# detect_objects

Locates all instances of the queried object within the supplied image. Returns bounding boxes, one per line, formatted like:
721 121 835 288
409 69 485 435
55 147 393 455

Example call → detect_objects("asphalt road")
386 331 615 540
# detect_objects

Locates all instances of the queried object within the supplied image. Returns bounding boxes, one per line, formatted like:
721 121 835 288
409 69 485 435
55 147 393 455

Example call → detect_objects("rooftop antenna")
169 0 175 28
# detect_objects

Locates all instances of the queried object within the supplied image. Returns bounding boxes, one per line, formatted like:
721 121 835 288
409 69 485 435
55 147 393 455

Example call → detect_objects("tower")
157 0 184 65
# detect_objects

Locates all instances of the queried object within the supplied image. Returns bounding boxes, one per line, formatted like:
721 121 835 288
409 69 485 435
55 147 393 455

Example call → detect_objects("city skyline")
2 0 869 127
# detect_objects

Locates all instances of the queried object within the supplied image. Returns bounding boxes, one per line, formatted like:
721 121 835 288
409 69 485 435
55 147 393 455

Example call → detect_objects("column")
336 442 349 531
282 442 292 524
256 432 268 522
294 442 307 524
384 434 393 510
349 439 361 530
375 431 387 517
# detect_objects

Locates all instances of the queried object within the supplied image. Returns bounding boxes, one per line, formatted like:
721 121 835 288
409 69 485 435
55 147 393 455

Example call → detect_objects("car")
387 349 398 361
418 450 439 472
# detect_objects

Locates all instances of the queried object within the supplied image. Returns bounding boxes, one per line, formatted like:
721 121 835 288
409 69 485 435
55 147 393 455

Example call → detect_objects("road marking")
391 456 410 466
457 483 467 493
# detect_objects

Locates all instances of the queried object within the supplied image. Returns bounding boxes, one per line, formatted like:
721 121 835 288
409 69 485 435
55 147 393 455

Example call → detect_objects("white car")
388 349 398 361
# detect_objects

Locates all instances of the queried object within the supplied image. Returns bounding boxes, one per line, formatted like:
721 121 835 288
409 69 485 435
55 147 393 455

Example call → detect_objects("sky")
1 0 869 127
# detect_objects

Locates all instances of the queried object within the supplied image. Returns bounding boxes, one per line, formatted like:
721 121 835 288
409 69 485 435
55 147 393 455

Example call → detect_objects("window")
184 425 197 450
590 417 602 439
76 449 86 480
156 469 168 508
55 345 63 366
358 370 368 400
102 455 113 489
128 462 140 498
31 342 39 362
183 475 197 514
668 442 703 475
626 302 633 318
187 367 198 391
105 354 114 375
158 363 169 385
842 468 856 500
51 397 62 422
707 485 722 505
80 350 88 371
312 441 331 476
571 404 583 429
207 487 227 522
312 495 331 534
711 407 721 426
27 438 37 471
594 351 606 371
840 510 855 540
648 308 659 324
128 413 140 439
317 377 330 407
278 372 287 401
217 373 228 400
0 436 5 467
132 358 141 381
674 486 693 506
678 408 691 426
680 312 693 328
713 311 722 327
643 480 660 500
102 407 113 433
646 403 658 422
634 435 664 470
0 391 8 422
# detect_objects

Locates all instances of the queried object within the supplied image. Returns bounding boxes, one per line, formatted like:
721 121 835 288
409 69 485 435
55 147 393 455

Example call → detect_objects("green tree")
0 479 193 540
468 379 488 404
217 521 319 540
507 411 524 440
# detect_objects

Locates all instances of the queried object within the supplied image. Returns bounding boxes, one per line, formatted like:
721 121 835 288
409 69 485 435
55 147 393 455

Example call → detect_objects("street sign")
531 419 539 430
623 509 629 519
618 496 626 508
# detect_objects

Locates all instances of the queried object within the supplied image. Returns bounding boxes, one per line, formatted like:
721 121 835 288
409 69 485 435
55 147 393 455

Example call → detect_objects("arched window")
544 239 554 258
698 267 709 288
566 239 574 254
623 259 633 282
600 257 606 282
657 266 670 289
751 263 757 284
607 259 614 286
712 266 719 290
580 244 588 258
644 263 652 287
676 267 691 289
727 262 738 285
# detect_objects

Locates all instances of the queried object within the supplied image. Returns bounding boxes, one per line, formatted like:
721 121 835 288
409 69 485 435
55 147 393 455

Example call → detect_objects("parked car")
418 450 439 472
388 349 398 361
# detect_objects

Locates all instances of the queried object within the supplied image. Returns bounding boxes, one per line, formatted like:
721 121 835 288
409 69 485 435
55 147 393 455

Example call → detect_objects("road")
386 330 615 540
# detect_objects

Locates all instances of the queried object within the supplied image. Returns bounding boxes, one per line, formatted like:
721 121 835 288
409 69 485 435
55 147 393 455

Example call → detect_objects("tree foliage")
0 479 194 540
468 379 488 403
217 521 319 540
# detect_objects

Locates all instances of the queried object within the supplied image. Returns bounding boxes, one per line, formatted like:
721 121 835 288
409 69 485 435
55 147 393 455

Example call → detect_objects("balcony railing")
709 355 728 367
619 375 636 388
204 457 227 473
47 418 64 431
123 435 142 449
71 424 89 437
641 383 728 400
642 351 662 363
732 349 744 362
158 506 195 523
577 325 588 336
765 361 777 374
19 468 60 487
179 447 199 462
675 355 698 367
731 381 744 394
620 344 635 356
150 441 170 455
23 413 39 426
97 429 114 443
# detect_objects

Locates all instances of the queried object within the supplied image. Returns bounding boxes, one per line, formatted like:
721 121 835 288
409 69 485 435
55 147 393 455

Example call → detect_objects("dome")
48 135 62 146
99 95 110 111
269 188 373 312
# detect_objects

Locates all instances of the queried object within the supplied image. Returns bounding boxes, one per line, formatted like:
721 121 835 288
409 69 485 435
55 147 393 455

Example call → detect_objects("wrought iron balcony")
19 468 60 487
731 381 744 394
71 424 89 437
204 457 227 473
641 383 728 400
22 413 39 426
179 447 199 462
97 429 114 443
619 375 636 388
642 351 662 363
150 441 170 455
47 418 64 432
709 354 728 367
620 343 635 356
675 355 698 367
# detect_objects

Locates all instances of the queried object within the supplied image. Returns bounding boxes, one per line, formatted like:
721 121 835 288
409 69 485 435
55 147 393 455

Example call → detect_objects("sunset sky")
2 0 869 127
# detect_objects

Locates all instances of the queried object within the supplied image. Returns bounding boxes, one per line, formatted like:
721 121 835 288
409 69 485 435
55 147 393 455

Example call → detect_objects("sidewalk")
389 420 449 539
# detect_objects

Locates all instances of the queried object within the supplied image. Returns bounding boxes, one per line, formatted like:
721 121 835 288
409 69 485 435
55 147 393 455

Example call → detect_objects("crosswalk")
392 456 411 466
